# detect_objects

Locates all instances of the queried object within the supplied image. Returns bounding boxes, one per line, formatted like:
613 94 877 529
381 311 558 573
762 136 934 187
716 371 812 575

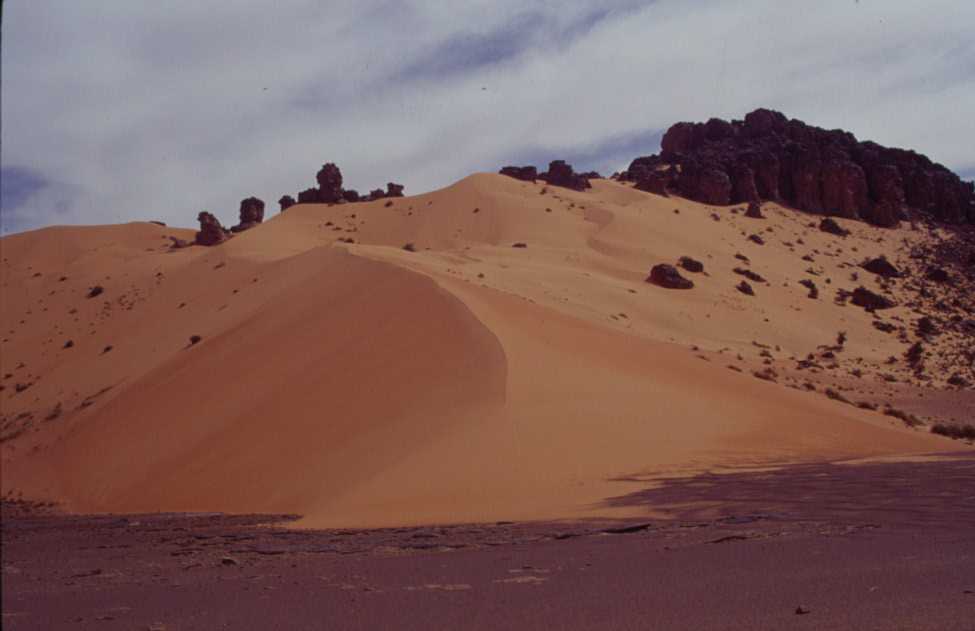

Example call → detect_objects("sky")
2 0 974 234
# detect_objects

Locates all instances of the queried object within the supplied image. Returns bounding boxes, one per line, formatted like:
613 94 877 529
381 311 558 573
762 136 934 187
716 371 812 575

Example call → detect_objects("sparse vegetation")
931 423 975 441
883 407 923 428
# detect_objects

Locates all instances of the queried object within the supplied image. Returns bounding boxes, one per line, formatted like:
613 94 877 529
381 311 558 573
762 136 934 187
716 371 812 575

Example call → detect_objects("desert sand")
1 174 970 528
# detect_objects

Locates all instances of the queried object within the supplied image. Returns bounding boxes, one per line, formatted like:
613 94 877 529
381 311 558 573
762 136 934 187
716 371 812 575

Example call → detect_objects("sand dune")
1 175 967 527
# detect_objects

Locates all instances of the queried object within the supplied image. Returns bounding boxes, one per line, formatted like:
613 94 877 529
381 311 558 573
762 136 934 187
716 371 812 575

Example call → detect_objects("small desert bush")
931 423 975 441
883 407 923 428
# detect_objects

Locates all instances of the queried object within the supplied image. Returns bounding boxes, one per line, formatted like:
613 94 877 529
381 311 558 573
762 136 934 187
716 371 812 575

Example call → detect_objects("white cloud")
2 0 973 233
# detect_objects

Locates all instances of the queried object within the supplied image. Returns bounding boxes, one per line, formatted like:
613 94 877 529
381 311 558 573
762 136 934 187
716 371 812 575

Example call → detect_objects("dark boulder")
231 196 265 233
744 201 764 218
386 182 405 197
850 287 895 311
819 217 850 237
647 264 694 289
539 160 591 191
297 188 320 204
195 211 229 246
861 256 901 278
279 195 296 211
499 166 538 182
678 256 704 273
926 266 951 283
316 163 344 203
736 280 755 296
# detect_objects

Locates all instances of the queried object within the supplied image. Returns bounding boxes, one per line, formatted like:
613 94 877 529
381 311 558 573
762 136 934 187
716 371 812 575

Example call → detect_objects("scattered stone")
189 335 202 346
678 256 704 273
926 266 951 284
403 243 416 252
861 256 901 278
647 264 694 289
748 234 765 245
87 286 104 299
512 243 528 248
736 280 755 296
734 267 765 283
819 217 850 237
744 201 764 218
850 287 895 311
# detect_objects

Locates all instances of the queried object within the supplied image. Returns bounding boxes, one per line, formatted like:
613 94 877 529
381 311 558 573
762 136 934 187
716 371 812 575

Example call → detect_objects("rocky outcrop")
386 182 405 197
678 256 704 273
231 197 265 233
316 163 344 203
499 166 538 182
819 217 850 237
861 256 901 278
297 188 320 204
195 211 229 246
279 195 296 211
623 108 975 226
851 287 896 311
539 160 592 191
646 264 694 289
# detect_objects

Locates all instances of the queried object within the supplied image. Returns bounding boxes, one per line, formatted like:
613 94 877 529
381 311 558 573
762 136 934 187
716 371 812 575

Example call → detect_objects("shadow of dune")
602 452 975 528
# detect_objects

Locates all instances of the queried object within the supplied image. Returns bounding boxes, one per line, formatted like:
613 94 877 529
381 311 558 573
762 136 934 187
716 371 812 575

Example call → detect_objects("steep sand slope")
1 175 967 527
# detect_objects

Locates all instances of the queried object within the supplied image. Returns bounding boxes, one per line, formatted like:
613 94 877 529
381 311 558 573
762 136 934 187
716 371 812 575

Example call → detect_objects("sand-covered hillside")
1 174 971 527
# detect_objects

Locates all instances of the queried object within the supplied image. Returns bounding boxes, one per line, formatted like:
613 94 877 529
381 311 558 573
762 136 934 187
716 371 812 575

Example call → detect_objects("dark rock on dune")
231 197 265 233
297 188 320 204
630 165 671 196
678 256 704 273
734 267 766 283
316 163 344 203
622 108 974 226
819 217 849 237
195 211 229 246
745 201 764 218
917 317 939 337
279 195 296 211
736 280 755 296
851 287 896 311
861 256 901 278
539 160 591 191
87 285 104 298
926 267 951 283
499 166 538 182
748 234 765 245
149 220 167 226
367 189 386 201
386 182 405 198
799 278 819 298
647 264 694 289
512 242 528 248
342 189 361 203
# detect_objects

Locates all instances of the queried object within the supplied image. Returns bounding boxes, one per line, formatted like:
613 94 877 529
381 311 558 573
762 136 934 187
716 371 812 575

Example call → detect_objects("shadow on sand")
602 451 975 528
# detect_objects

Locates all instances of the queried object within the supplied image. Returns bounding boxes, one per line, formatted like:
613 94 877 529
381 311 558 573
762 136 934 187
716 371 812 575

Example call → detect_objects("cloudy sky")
2 1 973 234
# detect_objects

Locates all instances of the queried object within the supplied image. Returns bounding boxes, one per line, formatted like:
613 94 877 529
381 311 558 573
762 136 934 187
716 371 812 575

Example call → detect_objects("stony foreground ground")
4 452 974 631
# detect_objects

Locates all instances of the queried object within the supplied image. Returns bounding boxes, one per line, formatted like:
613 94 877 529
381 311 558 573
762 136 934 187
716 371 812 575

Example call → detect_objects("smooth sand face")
0 175 967 527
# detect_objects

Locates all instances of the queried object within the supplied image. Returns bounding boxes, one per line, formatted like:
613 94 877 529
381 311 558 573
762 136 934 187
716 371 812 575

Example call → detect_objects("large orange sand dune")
1 174 966 527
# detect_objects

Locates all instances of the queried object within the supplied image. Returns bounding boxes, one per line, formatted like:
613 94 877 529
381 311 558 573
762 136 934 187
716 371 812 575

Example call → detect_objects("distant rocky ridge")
620 108 974 227
500 160 598 191
193 162 406 246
